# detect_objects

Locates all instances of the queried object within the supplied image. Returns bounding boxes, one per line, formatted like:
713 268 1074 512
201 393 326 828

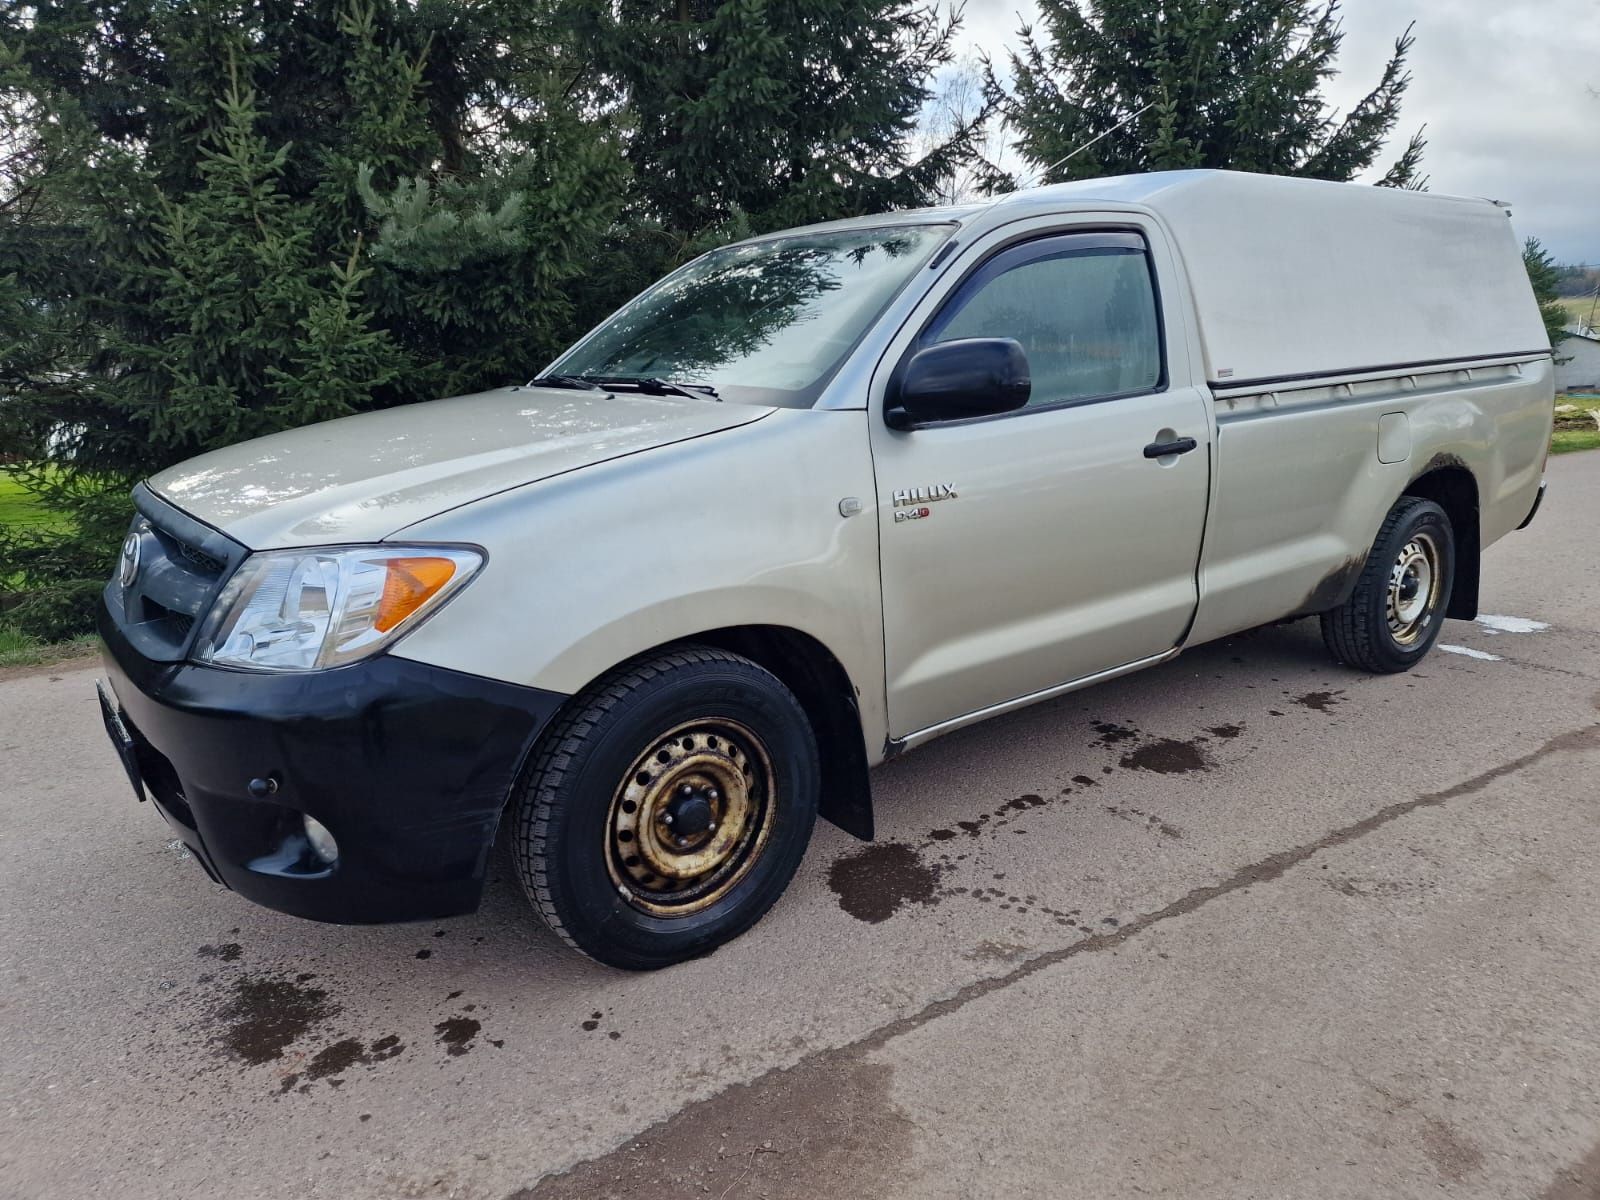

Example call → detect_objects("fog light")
302 814 339 865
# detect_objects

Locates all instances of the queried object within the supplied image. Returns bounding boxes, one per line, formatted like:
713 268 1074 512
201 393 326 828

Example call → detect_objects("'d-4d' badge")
892 483 956 522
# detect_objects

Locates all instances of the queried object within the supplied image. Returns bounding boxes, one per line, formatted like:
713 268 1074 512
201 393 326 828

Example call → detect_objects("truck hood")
148 386 773 549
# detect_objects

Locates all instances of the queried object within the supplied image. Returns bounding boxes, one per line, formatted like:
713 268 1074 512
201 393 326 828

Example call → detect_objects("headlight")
193 545 483 672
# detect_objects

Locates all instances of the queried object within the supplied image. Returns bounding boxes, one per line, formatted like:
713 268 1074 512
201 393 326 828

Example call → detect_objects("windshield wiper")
587 375 721 401
528 373 607 392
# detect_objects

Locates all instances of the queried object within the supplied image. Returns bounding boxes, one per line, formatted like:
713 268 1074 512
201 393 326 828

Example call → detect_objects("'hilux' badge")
892 484 957 507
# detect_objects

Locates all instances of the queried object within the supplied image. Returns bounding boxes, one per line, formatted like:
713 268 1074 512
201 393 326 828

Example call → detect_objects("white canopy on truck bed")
1016 170 1551 388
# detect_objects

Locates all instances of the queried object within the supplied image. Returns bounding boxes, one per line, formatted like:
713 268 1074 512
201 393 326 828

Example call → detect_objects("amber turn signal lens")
374 557 459 632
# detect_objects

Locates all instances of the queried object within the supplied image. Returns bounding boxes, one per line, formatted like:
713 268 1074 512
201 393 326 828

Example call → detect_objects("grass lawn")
1553 428 1600 454
0 625 99 669
0 469 69 532
1554 394 1600 455
1558 295 1598 327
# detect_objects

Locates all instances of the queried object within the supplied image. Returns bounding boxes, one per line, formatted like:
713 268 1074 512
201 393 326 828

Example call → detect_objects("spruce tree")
1523 238 1569 352
0 0 623 636
562 0 988 322
991 0 1426 187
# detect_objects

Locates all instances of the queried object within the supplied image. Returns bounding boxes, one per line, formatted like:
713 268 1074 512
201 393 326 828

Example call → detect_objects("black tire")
512 646 819 970
1321 496 1455 674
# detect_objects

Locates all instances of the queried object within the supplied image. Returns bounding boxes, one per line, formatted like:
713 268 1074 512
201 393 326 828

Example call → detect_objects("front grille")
143 596 196 641
176 540 225 576
106 484 248 663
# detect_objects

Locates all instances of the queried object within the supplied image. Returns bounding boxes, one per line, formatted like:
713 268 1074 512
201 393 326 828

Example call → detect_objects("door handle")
1143 436 1198 459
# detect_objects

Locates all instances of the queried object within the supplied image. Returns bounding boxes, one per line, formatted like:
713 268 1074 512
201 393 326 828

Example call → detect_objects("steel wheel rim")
1387 530 1442 646
605 718 776 916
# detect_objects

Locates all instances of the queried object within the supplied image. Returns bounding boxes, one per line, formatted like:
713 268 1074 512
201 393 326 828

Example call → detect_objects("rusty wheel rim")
1387 530 1442 646
605 718 776 916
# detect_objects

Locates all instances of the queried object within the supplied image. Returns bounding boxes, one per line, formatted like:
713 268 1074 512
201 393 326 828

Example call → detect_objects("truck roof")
778 169 1506 234
780 170 1551 387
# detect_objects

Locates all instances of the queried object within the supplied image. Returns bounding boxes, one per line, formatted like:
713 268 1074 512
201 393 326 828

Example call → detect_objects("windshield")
549 224 953 408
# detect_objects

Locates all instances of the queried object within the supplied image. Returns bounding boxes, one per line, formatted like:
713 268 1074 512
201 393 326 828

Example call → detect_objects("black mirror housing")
885 338 1031 430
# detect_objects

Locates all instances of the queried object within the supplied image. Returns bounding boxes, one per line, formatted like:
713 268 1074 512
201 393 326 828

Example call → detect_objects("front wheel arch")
517 625 874 842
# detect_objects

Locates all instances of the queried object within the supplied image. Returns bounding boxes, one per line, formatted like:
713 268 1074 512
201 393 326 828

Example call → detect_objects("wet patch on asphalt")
827 842 944 923
954 882 1085 926
215 973 339 1066
279 1033 405 1093
1091 720 1140 746
1293 689 1345 713
304 1038 368 1084
184 934 501 1089
1118 737 1211 774
828 715 1246 924
435 1015 481 1057
581 1010 623 1040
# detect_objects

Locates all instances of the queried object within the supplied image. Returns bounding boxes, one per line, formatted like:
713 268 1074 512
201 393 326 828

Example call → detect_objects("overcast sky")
953 0 1600 264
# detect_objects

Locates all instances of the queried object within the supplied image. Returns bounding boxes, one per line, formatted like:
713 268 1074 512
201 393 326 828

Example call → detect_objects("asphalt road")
4 453 1599 1200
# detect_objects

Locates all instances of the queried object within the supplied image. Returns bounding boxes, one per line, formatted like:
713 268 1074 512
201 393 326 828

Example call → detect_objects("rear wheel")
512 646 819 969
1321 496 1455 673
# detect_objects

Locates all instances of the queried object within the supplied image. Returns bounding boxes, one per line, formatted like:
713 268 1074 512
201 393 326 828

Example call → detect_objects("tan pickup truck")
97 170 1553 968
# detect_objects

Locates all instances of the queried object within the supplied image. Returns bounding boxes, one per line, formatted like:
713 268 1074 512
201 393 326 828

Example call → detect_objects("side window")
925 234 1163 409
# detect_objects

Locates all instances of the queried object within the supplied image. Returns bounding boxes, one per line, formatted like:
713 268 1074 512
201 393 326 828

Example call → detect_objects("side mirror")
885 338 1031 430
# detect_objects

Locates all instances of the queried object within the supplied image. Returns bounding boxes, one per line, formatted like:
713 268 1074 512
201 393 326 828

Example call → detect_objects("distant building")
1556 323 1600 393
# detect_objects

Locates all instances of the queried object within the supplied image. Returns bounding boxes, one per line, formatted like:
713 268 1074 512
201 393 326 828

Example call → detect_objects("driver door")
870 224 1213 740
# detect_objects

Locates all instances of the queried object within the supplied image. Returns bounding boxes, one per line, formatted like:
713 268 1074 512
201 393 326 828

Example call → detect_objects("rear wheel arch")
1401 461 1480 620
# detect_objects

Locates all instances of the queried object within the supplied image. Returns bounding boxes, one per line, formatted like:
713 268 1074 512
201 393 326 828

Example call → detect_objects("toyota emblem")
119 529 141 588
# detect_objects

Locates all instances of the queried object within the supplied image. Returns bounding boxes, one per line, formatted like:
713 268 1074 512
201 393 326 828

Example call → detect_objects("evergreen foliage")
1 2 980 637
1522 237 1570 352
0 1 640 634
989 0 1427 188
559 0 987 326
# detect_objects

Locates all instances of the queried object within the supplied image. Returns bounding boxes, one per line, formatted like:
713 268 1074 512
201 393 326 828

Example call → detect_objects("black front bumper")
97 598 566 924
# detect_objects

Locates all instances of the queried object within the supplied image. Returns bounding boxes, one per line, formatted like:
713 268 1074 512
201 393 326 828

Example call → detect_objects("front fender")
388 407 890 762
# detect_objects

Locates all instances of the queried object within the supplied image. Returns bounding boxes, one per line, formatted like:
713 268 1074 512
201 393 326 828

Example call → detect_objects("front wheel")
512 646 819 970
1321 496 1455 673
